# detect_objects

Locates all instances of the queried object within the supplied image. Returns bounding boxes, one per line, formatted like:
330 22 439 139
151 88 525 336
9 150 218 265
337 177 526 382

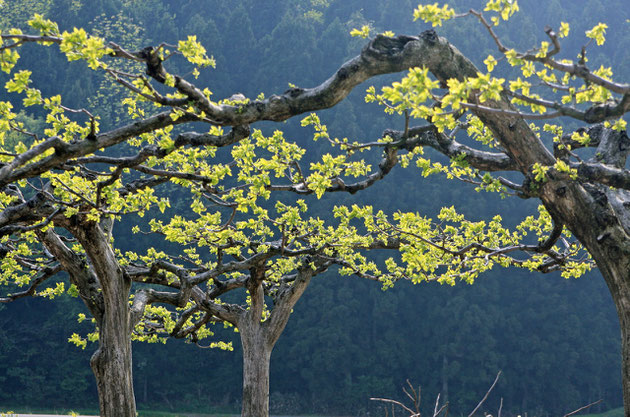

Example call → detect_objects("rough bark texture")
69 221 136 417
240 319 272 417
238 267 313 417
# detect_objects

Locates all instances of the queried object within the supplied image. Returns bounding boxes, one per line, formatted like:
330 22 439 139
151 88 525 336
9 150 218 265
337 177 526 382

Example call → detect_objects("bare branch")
370 397 417 416
467 371 502 417
562 400 603 417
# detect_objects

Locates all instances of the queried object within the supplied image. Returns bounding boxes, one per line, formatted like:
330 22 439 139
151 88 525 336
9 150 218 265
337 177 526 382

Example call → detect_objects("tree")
1 2 629 417
0 12 418 417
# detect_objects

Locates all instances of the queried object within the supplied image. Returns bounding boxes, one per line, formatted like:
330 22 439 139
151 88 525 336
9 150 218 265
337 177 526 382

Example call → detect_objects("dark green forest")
0 0 629 415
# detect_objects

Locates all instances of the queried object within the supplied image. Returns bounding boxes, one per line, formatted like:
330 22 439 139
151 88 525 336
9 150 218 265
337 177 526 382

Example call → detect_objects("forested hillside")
0 0 628 415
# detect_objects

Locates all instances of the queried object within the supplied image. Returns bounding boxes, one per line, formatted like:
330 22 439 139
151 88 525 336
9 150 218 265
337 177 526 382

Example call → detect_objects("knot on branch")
233 124 251 140
420 29 438 45
382 128 398 141
139 46 166 83
364 34 417 62
283 87 305 98
380 146 398 173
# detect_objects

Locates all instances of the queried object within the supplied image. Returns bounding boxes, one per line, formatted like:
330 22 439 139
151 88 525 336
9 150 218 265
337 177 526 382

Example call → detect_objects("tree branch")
0 264 63 303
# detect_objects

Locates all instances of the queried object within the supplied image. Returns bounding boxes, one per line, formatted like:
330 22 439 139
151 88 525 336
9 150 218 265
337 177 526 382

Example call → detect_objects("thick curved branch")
36 229 104 321
129 288 182 328
264 263 319 347
191 286 242 326
152 32 488 126
574 162 630 190
0 191 55 231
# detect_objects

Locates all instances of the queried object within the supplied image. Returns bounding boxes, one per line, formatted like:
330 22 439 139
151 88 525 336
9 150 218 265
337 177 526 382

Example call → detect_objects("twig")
467 371 502 417
562 399 602 417
370 397 416 416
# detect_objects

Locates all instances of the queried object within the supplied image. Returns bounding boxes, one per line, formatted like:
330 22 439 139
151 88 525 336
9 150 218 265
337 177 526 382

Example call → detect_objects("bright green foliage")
586 22 608 46
484 55 497 72
532 163 550 182
350 25 371 38
413 3 455 27
68 332 88 349
59 28 111 69
178 35 215 68
484 0 519 24
27 13 59 36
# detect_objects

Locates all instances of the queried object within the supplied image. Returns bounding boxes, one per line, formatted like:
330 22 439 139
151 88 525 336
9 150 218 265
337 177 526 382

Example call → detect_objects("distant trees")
0 1 629 417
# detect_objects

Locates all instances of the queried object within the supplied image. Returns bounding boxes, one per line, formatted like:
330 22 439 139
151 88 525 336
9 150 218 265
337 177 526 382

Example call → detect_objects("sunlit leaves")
133 305 177 344
554 159 578 180
59 28 111 69
0 48 20 73
484 55 497 72
535 41 550 59
68 333 87 349
178 35 215 68
571 130 591 146
26 13 59 36
5 70 31 93
532 163 549 182
380 67 440 115
413 3 455 27
466 115 498 147
585 22 608 46
349 25 371 38
504 49 523 67
558 22 570 38
605 118 628 132
484 0 519 22
38 282 65 299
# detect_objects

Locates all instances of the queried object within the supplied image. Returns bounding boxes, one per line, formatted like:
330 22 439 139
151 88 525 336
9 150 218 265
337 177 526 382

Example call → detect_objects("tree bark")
563 213 630 417
237 266 314 417
70 221 137 417
240 321 272 417
90 316 136 417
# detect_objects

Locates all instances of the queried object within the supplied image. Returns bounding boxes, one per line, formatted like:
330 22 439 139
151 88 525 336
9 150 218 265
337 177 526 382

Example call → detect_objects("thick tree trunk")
70 221 137 417
240 324 272 417
91 320 136 417
578 235 630 417
237 266 315 417
616 293 630 417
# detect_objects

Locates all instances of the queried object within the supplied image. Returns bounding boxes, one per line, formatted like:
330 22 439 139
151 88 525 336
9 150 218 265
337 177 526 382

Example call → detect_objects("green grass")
580 407 624 417
138 413 238 417
0 405 99 416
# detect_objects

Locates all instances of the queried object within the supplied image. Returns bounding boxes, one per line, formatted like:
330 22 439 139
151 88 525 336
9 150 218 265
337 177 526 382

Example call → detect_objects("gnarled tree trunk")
240 319 272 417
550 188 630 417
70 221 137 417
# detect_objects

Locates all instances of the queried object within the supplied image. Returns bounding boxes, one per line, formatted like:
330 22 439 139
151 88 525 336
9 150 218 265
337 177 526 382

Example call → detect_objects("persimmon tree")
0 3 625 417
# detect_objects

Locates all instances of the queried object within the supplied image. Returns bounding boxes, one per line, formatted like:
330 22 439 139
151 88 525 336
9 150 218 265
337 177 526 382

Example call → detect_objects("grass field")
1 407 623 417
